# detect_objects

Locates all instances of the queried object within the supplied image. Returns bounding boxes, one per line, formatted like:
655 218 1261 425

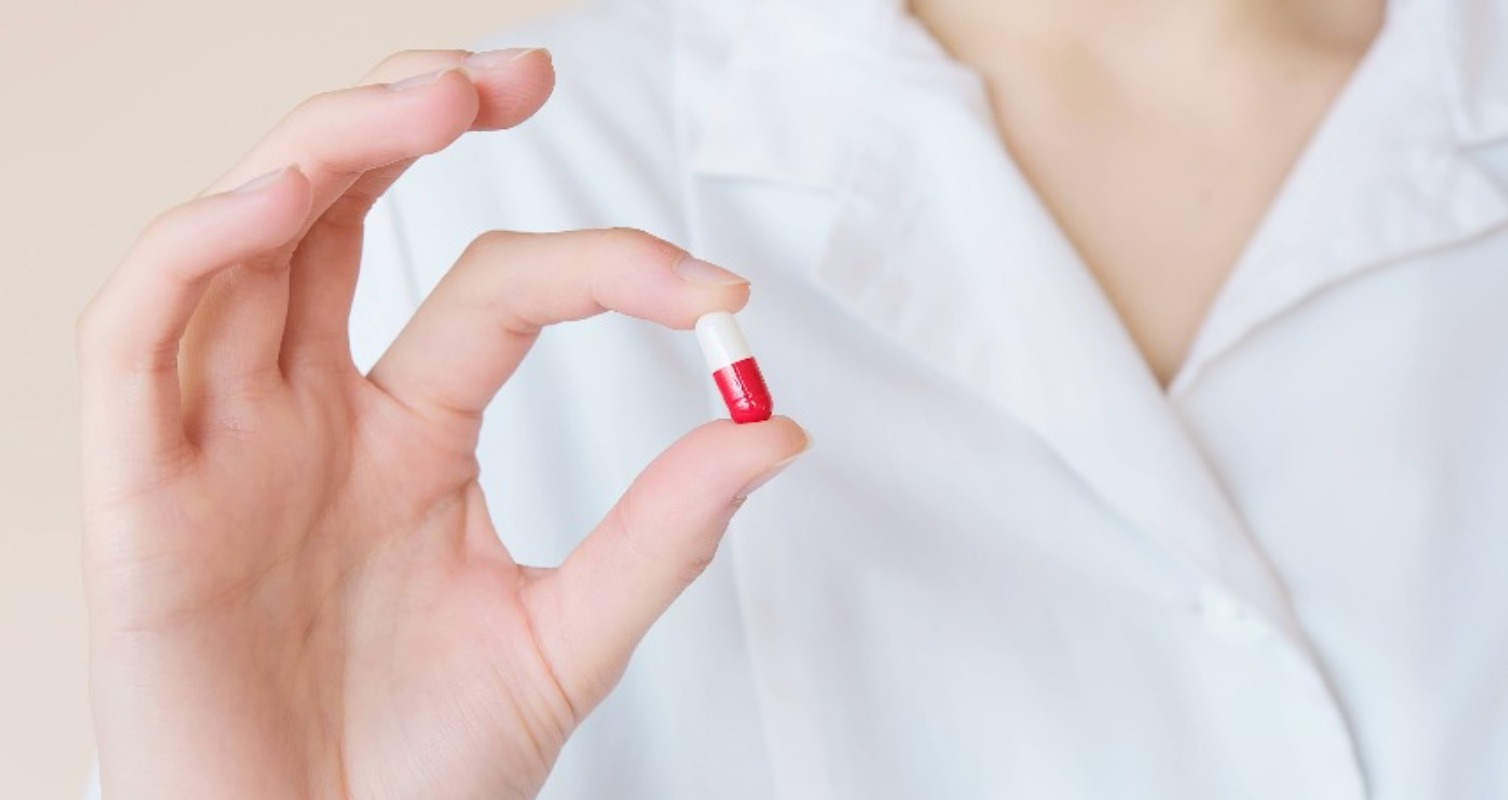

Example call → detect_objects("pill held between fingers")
694 311 773 424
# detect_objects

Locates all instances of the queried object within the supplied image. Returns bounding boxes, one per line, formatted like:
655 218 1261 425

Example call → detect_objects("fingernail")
463 47 545 69
675 256 749 286
387 68 451 91
231 165 293 195
736 429 812 500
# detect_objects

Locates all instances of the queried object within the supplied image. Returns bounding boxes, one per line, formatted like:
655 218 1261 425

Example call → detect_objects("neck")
909 0 1382 75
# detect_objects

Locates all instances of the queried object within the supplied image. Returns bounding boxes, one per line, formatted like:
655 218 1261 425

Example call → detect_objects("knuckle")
471 228 525 253
278 90 355 151
284 89 333 124
76 204 186 361
282 84 368 136
609 493 659 566
610 493 719 589
599 226 682 260
133 204 213 282
452 230 532 298
122 204 199 283
74 293 153 372
137 202 189 247
460 229 527 274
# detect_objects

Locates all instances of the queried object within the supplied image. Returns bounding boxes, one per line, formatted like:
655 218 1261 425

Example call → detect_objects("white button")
1196 587 1269 645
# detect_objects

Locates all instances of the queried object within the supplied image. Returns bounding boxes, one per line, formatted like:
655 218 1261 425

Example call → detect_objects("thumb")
523 416 809 715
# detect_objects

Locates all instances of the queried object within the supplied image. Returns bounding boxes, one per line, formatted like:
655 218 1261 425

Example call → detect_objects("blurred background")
0 0 571 794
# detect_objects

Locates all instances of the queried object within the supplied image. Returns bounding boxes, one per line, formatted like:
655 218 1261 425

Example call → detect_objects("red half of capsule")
712 357 773 424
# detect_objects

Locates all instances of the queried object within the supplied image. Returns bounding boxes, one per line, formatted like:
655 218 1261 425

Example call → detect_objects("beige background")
0 1 571 795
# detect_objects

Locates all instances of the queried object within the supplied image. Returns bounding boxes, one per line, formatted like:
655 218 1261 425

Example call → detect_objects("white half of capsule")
694 311 754 371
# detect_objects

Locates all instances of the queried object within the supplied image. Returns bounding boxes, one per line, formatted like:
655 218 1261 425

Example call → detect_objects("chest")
978 51 1366 384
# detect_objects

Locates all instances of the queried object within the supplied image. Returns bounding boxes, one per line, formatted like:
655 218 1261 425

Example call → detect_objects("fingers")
80 47 555 463
276 48 557 367
181 48 553 384
360 47 556 131
202 68 481 206
366 228 753 420
179 68 477 391
203 47 554 206
316 48 556 224
527 417 810 713
78 167 312 463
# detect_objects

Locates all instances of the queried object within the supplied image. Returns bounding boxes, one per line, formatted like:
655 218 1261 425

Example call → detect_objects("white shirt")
342 0 1508 798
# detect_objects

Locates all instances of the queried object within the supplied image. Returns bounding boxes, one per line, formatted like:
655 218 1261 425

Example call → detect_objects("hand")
78 48 808 800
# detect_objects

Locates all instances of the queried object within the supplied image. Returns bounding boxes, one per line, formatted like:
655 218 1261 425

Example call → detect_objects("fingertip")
280 163 316 226
467 47 556 130
727 282 754 314
175 164 309 255
434 64 482 94
737 446 807 499
222 164 313 242
461 46 554 74
369 67 482 154
418 67 484 145
666 270 752 330
735 415 808 485
584 231 754 330
771 415 812 454
682 414 810 486
702 283 760 326
738 414 810 456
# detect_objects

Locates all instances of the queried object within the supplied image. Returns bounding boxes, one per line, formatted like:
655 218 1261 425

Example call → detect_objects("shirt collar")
683 0 1508 183
1435 0 1508 145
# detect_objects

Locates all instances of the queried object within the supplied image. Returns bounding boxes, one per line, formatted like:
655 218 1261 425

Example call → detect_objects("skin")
80 49 808 800
910 0 1383 385
83 0 1384 796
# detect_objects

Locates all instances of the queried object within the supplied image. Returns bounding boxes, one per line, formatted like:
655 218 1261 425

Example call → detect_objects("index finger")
200 48 554 204
367 228 754 422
